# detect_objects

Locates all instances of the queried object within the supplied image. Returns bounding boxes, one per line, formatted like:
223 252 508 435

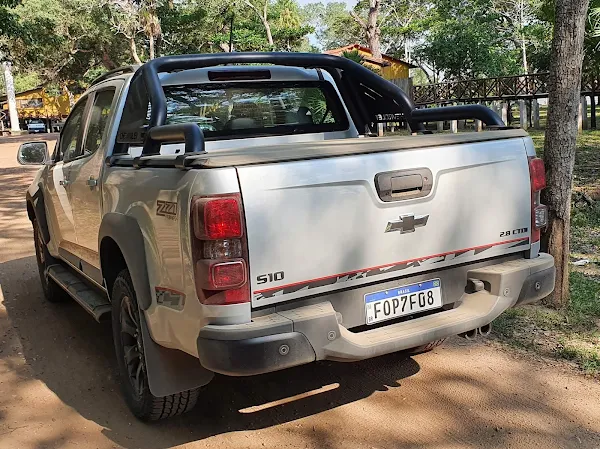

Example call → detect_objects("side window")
83 89 116 157
59 99 87 162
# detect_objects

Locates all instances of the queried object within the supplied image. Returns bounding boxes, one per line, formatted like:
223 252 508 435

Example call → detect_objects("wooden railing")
413 73 600 105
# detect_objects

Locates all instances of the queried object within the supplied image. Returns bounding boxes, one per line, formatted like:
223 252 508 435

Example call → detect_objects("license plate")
365 279 443 325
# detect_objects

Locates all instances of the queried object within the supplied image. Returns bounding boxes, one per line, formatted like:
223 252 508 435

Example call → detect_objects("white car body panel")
238 136 532 307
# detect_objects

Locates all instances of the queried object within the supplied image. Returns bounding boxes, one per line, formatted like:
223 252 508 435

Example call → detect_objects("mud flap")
139 310 214 397
28 186 51 244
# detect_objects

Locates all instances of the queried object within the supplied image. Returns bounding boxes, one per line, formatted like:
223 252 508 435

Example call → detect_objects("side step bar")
46 264 111 322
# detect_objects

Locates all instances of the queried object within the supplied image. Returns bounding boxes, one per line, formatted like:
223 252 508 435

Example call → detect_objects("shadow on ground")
0 255 422 448
0 133 58 145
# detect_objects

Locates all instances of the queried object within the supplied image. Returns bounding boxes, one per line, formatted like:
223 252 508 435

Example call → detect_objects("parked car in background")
27 118 47 133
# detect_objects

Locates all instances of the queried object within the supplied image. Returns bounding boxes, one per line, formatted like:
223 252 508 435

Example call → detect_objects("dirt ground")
0 136 599 449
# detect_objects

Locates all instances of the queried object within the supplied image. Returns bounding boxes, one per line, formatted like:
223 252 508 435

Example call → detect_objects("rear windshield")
160 81 349 140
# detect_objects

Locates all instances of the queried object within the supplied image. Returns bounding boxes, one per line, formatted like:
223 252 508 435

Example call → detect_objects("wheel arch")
100 213 214 397
98 213 153 310
26 185 51 244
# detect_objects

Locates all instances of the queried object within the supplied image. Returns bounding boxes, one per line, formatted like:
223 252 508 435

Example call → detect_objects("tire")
111 269 200 421
33 219 67 303
406 338 446 356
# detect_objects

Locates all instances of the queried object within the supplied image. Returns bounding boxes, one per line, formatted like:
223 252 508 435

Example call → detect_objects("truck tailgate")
237 136 531 308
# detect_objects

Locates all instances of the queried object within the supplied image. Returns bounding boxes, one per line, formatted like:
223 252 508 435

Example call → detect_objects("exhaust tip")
459 328 478 340
479 323 492 337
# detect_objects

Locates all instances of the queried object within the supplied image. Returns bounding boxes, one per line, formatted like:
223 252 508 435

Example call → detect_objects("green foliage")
414 0 522 79
0 70 39 95
306 1 363 50
341 49 364 64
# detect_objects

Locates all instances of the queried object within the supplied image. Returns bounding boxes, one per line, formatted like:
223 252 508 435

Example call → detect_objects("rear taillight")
528 157 548 243
191 194 250 305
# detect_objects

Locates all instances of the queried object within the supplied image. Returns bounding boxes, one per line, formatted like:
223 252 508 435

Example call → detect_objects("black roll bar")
411 104 504 127
135 52 423 155
118 52 504 161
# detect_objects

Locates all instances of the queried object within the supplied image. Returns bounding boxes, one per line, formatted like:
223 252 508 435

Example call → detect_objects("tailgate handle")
375 168 433 202
391 174 423 196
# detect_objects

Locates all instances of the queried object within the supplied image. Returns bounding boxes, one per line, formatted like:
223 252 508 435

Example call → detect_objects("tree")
1 0 22 131
140 0 162 59
350 0 383 59
414 0 521 80
491 0 541 73
243 0 274 47
541 0 589 308
304 2 363 50
9 0 129 103
102 0 145 63
272 0 313 51
2 61 20 131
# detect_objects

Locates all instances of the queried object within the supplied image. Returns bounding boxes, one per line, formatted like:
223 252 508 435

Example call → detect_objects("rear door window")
83 88 116 157
59 98 88 162
161 81 349 140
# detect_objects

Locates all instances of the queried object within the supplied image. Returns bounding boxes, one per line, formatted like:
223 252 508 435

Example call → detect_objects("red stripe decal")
253 237 529 294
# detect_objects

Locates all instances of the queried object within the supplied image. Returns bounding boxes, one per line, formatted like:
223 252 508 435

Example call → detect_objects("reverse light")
534 205 548 229
202 239 242 259
191 194 250 305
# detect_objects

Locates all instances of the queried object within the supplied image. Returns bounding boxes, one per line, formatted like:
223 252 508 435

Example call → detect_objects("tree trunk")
62 84 75 108
520 0 528 73
367 0 382 60
263 19 274 47
521 37 528 74
149 34 155 59
129 37 142 64
219 42 232 52
102 49 117 70
2 62 20 132
541 0 589 308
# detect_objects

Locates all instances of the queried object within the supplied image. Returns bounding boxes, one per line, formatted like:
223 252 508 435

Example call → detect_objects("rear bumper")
197 253 554 376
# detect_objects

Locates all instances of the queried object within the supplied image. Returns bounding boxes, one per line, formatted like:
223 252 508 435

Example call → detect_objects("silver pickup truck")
17 53 555 421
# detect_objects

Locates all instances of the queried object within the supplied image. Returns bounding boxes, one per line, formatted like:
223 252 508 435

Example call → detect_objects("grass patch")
492 129 600 377
556 341 600 375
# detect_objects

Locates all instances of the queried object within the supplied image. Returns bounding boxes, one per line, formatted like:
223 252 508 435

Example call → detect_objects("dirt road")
1 137 599 449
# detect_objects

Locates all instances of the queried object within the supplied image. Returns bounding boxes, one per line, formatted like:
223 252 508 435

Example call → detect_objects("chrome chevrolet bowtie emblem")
385 214 429 234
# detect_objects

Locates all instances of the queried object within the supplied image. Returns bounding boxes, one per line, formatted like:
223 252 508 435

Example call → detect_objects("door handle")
375 168 434 202
59 179 70 186
86 177 98 187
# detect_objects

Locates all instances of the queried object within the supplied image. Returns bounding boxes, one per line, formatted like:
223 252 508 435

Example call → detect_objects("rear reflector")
529 158 546 192
192 197 243 240
209 260 247 289
223 284 250 304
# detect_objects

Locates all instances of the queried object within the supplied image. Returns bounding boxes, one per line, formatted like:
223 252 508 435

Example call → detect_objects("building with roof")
323 44 416 81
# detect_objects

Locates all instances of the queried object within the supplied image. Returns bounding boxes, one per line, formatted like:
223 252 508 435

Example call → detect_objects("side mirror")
17 142 48 165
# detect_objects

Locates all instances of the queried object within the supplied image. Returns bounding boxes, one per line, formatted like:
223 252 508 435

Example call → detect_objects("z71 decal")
156 200 177 220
